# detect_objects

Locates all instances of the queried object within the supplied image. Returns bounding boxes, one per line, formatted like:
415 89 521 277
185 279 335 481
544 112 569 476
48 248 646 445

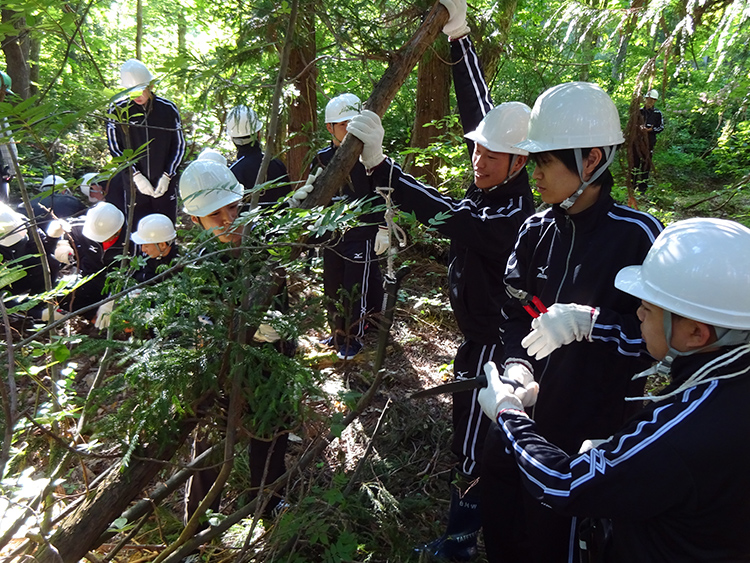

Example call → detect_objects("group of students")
0 52 395 533
2 54 386 366
345 0 660 557
339 0 750 561
2 4 750 559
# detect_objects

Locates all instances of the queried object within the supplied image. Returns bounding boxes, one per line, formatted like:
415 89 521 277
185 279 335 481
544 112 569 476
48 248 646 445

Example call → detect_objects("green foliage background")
2 0 746 219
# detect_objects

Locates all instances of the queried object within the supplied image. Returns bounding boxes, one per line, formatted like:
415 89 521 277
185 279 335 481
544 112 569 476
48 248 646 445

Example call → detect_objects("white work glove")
346 110 386 170
133 171 156 197
478 361 527 422
54 241 75 265
578 438 609 454
439 0 471 38
46 219 70 239
504 359 539 407
289 167 323 208
374 226 390 255
94 300 115 329
521 303 599 360
253 323 281 343
154 173 171 198
41 307 65 322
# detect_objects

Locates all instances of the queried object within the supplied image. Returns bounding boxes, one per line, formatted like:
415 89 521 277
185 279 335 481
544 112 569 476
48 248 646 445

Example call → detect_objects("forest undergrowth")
1 242 475 563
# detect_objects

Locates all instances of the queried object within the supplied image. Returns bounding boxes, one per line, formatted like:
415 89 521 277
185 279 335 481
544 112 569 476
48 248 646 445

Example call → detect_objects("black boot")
417 470 481 561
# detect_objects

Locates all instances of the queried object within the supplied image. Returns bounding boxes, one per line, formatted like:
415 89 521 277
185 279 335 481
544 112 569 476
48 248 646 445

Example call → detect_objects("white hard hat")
615 218 750 330
465 102 531 155
0 202 28 247
120 59 154 90
179 159 243 217
82 202 125 243
645 89 659 100
131 214 177 245
197 148 228 167
41 174 67 189
226 106 262 143
325 93 361 124
515 82 625 153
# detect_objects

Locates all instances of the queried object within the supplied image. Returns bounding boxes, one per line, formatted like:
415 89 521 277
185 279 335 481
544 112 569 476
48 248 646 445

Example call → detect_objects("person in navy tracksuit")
313 92 385 361
225 105 291 209
480 81 663 562
346 0 534 556
632 89 664 193
477 218 750 563
59 204 128 322
106 59 186 226
0 202 58 319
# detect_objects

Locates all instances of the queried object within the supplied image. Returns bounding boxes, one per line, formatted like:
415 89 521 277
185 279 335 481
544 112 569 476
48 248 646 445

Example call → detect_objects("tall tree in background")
135 0 143 59
287 5 318 181
1 8 31 99
407 39 450 184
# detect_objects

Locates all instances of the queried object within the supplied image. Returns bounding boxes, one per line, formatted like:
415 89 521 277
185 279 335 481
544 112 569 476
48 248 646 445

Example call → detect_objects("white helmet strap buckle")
560 146 616 210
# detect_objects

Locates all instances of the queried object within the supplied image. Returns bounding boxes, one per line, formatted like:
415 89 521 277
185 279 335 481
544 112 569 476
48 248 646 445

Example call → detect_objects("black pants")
184 340 295 524
481 423 578 563
632 143 655 194
185 431 289 524
322 237 383 343
451 340 504 478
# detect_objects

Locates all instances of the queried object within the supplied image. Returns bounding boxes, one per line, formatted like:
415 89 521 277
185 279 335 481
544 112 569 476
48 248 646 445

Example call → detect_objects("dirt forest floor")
265 245 480 562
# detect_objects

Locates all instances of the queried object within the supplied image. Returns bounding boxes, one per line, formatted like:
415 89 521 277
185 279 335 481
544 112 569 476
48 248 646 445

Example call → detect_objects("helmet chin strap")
649 313 750 378
629 314 750 403
560 146 616 210
488 154 521 192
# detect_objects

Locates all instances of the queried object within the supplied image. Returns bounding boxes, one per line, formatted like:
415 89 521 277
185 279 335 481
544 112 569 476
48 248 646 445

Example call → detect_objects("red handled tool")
505 285 547 318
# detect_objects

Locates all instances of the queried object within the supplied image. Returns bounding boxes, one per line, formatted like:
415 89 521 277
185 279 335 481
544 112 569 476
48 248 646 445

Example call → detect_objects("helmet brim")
183 191 242 218
615 264 750 330
131 232 176 245
465 130 529 156
514 135 625 154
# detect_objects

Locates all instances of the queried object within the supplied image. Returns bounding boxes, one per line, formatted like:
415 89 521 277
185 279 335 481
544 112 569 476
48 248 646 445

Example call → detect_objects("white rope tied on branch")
376 174 407 280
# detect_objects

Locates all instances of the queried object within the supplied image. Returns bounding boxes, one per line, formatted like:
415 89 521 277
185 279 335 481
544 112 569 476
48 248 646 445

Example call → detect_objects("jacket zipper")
144 104 151 179
531 216 576 418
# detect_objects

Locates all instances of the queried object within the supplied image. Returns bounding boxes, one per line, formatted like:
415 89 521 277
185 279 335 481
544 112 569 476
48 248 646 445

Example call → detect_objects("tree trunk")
578 34 599 82
136 0 143 60
1 10 31 99
612 0 648 81
177 12 187 55
406 38 450 185
474 0 517 84
286 6 318 182
28 31 40 97
35 425 194 563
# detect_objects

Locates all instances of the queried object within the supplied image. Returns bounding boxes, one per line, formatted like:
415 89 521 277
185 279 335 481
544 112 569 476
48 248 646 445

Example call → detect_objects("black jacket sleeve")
451 35 494 158
370 158 530 263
